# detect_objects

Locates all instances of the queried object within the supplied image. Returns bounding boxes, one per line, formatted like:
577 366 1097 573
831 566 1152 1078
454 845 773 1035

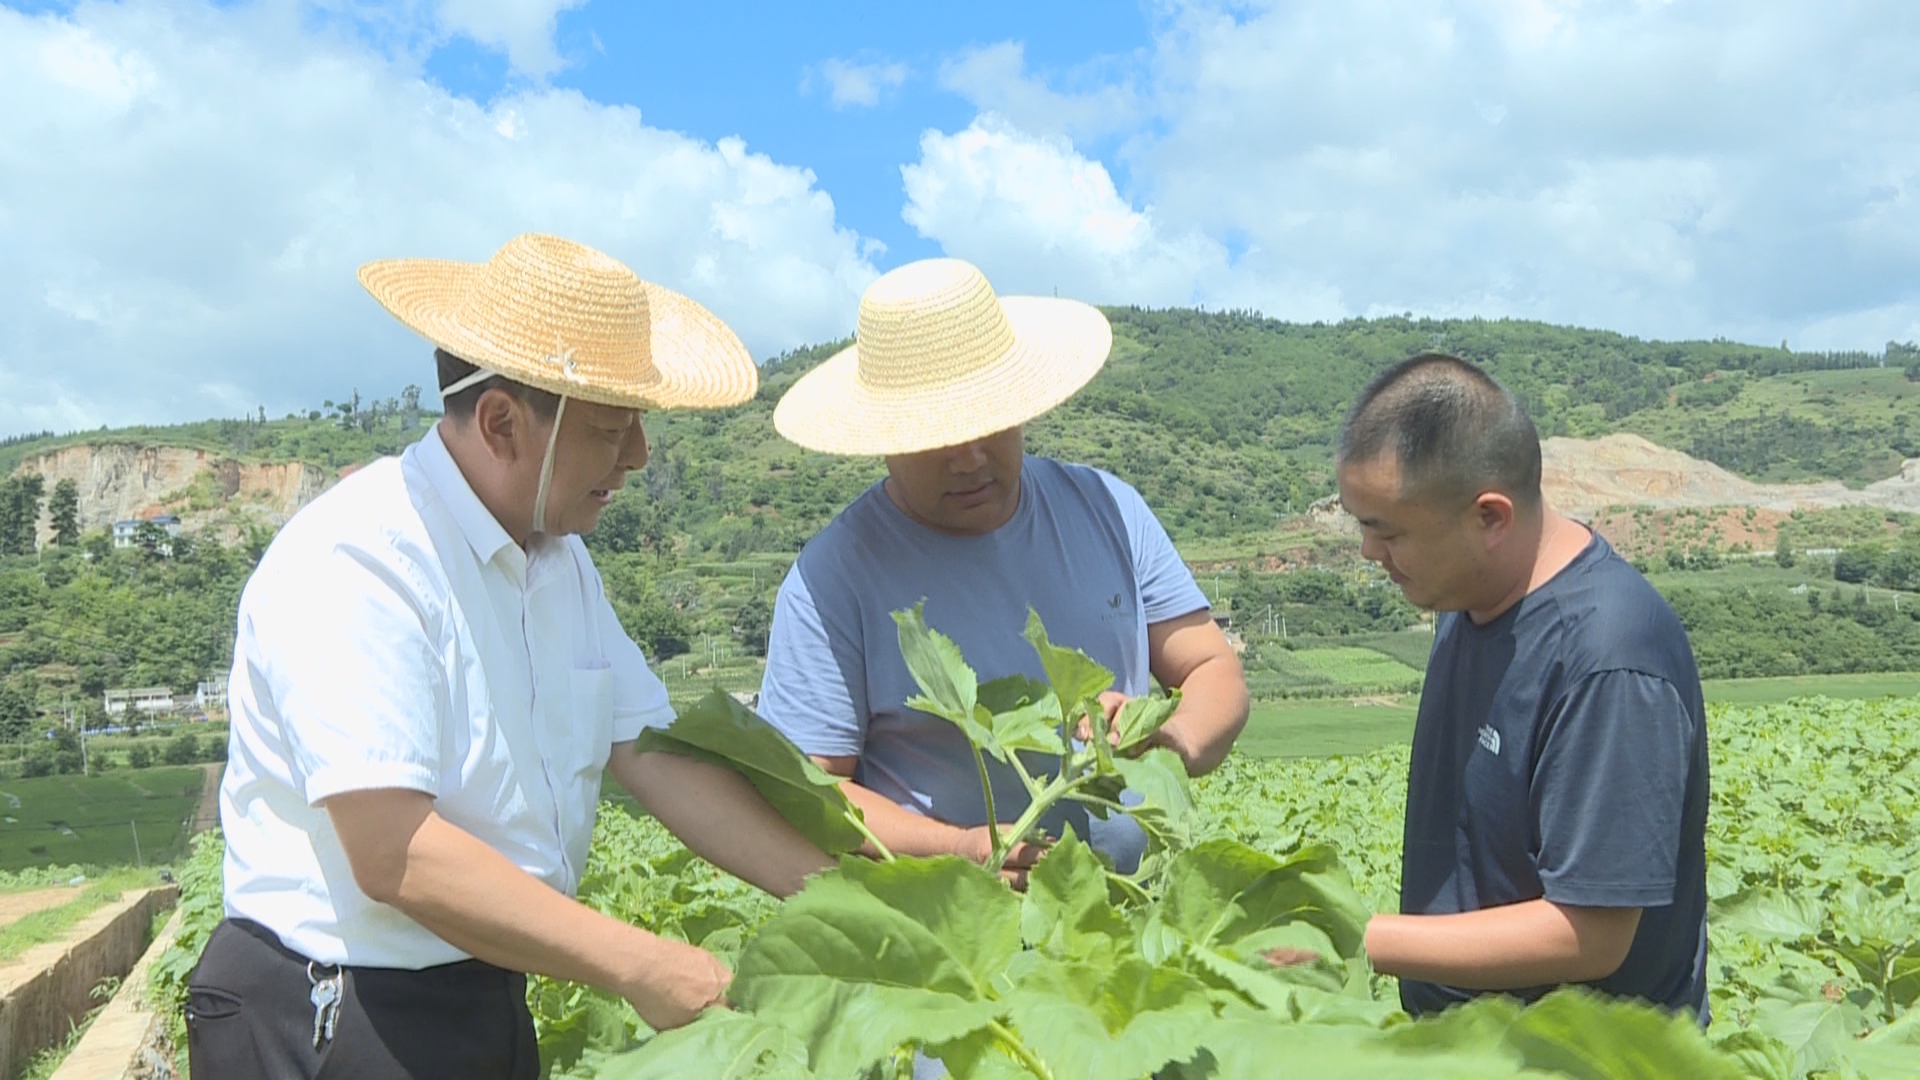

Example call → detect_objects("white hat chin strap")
439 366 501 399
531 395 568 537
436 366 567 539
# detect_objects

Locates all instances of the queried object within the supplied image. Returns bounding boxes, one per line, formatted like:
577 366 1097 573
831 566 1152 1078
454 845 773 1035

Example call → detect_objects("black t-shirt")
1398 532 1710 1018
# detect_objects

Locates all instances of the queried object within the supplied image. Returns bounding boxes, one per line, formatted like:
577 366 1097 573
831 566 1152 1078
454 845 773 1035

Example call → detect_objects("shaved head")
1337 353 1541 510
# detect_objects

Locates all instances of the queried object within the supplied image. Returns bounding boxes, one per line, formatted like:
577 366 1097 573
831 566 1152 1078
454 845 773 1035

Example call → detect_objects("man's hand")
618 938 733 1031
324 788 739 1032
956 824 1049 891
1076 690 1192 761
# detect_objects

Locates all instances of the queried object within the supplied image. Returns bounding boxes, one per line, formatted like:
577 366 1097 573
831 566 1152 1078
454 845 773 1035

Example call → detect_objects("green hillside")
1 312 1916 743
6 312 1915 557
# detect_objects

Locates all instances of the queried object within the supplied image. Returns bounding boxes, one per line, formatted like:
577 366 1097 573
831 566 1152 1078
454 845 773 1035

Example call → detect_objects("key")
309 963 342 1050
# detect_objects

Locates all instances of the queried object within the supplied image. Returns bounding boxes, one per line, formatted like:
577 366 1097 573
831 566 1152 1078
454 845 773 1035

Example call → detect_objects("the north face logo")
1477 724 1502 756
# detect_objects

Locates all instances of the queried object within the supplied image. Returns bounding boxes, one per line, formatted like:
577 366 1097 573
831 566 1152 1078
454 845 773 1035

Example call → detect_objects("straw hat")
773 259 1111 455
358 232 757 410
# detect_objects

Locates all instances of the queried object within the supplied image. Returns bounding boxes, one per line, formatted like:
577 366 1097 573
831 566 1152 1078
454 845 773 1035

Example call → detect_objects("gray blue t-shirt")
1400 532 1710 1019
759 457 1209 869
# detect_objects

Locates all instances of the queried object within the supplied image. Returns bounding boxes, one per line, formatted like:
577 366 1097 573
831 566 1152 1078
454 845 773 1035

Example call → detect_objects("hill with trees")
1 311 1917 747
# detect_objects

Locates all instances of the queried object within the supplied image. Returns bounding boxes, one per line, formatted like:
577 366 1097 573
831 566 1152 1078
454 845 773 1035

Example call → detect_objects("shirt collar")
412 425 520 571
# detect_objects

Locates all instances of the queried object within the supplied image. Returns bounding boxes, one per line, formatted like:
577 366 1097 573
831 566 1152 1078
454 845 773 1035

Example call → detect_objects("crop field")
0 767 204 870
1701 672 1920 706
1241 644 1425 700
153 691 1920 1078
1237 699 1418 758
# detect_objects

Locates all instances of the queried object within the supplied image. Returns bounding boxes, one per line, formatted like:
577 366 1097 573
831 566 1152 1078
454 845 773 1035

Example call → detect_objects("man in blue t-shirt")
759 258 1249 882
1333 353 1709 1018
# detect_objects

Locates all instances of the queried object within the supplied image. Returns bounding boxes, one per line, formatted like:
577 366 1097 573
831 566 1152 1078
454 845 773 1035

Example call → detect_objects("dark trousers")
186 918 540 1080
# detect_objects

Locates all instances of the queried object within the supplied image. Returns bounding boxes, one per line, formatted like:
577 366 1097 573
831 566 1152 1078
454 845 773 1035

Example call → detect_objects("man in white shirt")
188 233 830 1078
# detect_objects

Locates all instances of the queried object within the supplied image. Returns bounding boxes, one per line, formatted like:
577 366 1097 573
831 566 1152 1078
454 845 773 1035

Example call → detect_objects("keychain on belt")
308 961 343 1050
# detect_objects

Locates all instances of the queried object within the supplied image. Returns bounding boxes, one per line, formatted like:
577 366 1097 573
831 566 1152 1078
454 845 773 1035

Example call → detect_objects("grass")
1235 698 1419 759
0 768 205 871
1234 672 1920 761
1701 671 1920 705
0 867 166 962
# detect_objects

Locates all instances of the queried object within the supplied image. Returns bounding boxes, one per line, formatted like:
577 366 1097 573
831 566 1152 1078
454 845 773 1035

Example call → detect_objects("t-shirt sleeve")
1531 669 1694 908
594 576 675 742
249 543 444 807
1097 471 1210 624
757 562 867 758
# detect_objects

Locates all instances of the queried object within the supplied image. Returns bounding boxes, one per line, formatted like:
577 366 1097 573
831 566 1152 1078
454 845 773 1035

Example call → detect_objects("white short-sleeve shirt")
219 426 673 968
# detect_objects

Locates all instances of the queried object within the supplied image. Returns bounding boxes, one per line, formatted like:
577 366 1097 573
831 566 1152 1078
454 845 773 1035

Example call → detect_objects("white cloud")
938 42 1139 142
807 57 908 109
911 0 1920 351
0 0 878 434
900 116 1341 319
433 0 583 79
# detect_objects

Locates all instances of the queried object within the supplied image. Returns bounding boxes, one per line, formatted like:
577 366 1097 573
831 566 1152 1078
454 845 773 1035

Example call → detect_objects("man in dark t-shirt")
1334 353 1709 1019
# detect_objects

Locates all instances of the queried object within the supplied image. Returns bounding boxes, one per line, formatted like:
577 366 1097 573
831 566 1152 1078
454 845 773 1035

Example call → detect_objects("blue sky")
2 0 1917 436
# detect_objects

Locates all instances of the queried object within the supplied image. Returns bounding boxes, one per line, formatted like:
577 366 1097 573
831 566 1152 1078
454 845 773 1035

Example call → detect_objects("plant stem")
848 814 896 863
971 740 1005 865
1105 870 1152 906
988 1019 1055 1079
1001 774 1082 858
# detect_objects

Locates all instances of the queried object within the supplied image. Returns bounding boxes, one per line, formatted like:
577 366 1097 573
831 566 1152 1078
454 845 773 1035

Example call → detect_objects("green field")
0 768 205 870
1701 671 1920 705
1236 699 1418 759
1236 671 1920 760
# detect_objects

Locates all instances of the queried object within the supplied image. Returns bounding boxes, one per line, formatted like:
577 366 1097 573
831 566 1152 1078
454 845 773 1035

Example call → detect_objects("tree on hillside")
1774 528 1796 569
1834 545 1881 584
0 474 46 555
0 682 35 741
48 479 80 546
734 596 773 657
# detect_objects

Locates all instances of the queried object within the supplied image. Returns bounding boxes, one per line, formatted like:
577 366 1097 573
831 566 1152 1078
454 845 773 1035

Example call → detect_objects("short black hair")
1337 353 1542 508
435 348 560 423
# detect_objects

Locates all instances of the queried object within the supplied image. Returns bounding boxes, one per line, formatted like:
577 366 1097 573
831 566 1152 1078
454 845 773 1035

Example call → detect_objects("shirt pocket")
569 663 617 780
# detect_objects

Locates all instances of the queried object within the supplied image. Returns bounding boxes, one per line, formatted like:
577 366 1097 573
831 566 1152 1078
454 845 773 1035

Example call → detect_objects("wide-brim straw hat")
774 258 1111 455
358 232 757 410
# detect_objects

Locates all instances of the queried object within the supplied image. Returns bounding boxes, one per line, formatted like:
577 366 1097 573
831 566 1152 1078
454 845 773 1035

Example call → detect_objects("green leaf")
1147 839 1371 966
1751 996 1867 1076
1169 1015 1538 1080
632 690 869 856
1502 989 1747 1080
599 1011 814 1080
1112 690 1181 753
1709 887 1825 941
731 857 1018 1077
1021 831 1133 964
893 603 991 746
1850 1009 1920 1080
1003 958 1216 1078
1022 608 1114 725
976 674 1067 757
1709 1029 1794 1080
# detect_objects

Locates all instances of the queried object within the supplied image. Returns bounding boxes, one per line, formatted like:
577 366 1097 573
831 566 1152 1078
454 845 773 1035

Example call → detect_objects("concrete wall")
0 887 177 1080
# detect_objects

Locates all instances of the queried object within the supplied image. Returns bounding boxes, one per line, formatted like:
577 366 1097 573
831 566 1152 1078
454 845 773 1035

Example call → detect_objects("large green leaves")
1004 958 1216 1077
730 857 1020 1077
1147 839 1371 964
632 690 869 856
597 1011 813 1080
1020 832 1132 965
894 605 1070 760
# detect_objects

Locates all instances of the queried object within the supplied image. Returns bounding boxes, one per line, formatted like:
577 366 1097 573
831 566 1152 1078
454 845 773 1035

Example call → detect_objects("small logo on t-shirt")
1108 593 1123 609
1477 724 1502 756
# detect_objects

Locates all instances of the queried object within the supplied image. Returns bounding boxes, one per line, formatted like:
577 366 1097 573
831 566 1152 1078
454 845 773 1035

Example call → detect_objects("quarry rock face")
15 443 337 545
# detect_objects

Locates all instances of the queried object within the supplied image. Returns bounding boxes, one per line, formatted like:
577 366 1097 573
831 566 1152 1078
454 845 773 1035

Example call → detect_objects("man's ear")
1474 491 1517 550
472 389 527 464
